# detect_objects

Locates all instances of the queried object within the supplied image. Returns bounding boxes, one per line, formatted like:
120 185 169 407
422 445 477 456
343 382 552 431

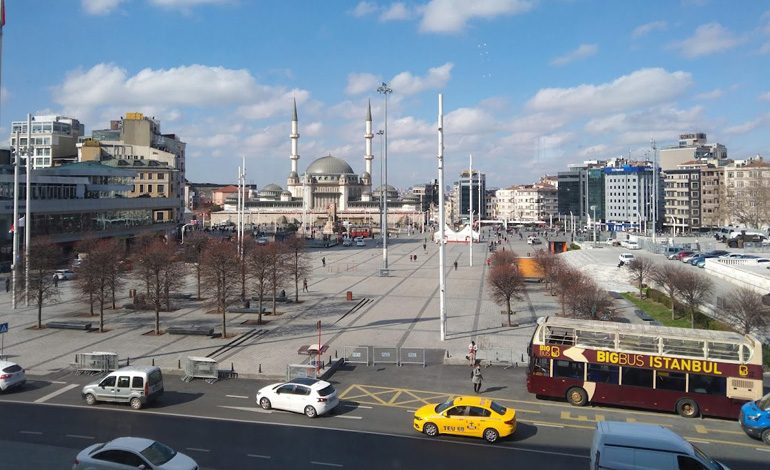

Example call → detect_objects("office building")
9 115 84 169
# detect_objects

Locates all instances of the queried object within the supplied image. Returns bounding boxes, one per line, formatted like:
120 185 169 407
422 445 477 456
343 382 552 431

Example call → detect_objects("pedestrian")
5 277 9 293
423 243 426 252
302 278 308 292
322 257 326 267
453 260 458 271
53 274 59 287
471 364 483 393
468 340 478 365
414 254 417 262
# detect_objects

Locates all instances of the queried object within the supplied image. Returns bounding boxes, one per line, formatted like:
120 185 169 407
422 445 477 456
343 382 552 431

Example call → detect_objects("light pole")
437 93 446 341
377 82 392 272
590 205 597 245
376 129 384 246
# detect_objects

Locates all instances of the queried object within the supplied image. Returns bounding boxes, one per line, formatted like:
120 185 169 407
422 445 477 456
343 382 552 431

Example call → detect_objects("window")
139 184 144 193
689 374 726 395
621 367 653 387
446 406 467 417
93 450 148 467
158 173 165 180
156 212 165 221
100 376 116 387
530 357 549 375
157 184 164 193
294 385 311 396
468 406 491 417
655 371 686 391
117 376 130 388
587 364 619 384
276 384 295 394
553 360 584 379
131 376 144 388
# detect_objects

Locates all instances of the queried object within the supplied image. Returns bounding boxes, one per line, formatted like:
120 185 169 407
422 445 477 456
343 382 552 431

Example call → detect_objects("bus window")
530 357 549 376
689 374 727 395
553 360 584 379
587 364 619 384
655 371 686 392
621 367 653 388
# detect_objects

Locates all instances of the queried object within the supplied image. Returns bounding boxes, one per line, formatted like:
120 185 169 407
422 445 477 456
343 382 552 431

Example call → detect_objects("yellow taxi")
413 396 516 443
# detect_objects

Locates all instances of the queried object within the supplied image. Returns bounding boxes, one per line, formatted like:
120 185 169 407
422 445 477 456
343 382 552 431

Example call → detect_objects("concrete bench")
167 325 214 336
47 321 92 331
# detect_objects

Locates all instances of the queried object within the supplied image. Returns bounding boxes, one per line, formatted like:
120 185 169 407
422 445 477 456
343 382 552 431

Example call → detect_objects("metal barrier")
476 349 515 367
73 352 118 375
182 356 219 383
372 347 399 365
342 346 369 365
287 364 318 381
398 348 426 367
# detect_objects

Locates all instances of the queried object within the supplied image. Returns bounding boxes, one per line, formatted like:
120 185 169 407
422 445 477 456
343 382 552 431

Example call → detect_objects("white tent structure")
433 224 480 243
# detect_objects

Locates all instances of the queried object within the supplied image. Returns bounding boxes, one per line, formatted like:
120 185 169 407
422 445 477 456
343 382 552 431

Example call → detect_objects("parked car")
740 391 770 444
256 377 339 418
54 269 76 280
527 236 542 245
81 366 164 410
73 437 198 470
355 239 366 247
0 360 26 392
681 252 701 263
663 247 684 259
342 238 353 247
618 253 635 264
673 250 694 261
693 254 720 267
604 238 619 246
256 237 269 245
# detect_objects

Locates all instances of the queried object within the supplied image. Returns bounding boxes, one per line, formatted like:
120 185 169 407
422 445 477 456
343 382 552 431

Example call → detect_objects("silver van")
81 366 164 410
591 421 727 470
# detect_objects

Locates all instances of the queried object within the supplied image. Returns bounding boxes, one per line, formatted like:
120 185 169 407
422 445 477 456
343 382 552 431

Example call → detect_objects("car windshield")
691 445 722 470
140 441 177 465
2 364 21 373
435 399 454 414
757 393 770 411
317 385 335 397
489 401 507 415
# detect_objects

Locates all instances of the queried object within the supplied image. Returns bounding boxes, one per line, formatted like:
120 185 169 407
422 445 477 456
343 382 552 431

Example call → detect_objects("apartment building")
659 133 727 171
9 115 84 169
604 164 661 232
722 157 770 228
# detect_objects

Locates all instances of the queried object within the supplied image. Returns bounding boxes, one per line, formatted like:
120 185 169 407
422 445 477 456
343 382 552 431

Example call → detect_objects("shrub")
569 243 581 250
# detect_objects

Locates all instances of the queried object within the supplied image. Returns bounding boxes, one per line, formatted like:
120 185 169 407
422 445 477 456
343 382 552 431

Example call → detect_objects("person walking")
302 278 308 292
471 365 483 393
468 340 478 365
53 274 59 287
5 277 9 293
453 260 458 271
321 257 326 268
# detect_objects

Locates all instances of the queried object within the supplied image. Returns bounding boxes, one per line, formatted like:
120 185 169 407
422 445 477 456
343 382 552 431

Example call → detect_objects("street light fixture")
377 82 392 272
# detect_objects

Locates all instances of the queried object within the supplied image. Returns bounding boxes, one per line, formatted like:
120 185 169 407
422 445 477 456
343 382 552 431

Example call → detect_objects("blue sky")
2 0 769 189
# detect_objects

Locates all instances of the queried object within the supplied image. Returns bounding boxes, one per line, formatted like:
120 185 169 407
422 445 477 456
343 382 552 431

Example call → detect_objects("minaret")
290 98 300 175
364 99 374 177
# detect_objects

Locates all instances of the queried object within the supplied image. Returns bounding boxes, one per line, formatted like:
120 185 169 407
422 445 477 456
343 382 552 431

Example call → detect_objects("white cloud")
148 0 233 8
380 2 412 21
760 91 770 102
584 106 704 136
550 44 598 66
237 89 310 120
759 42 770 54
724 114 770 135
578 144 609 158
669 22 744 58
632 20 667 38
81 0 126 15
445 107 497 134
390 62 453 95
527 68 692 115
419 0 534 33
694 89 723 100
345 73 381 95
350 1 378 17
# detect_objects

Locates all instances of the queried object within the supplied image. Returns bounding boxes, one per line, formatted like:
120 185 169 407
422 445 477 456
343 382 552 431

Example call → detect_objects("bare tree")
627 256 656 298
266 242 290 316
132 238 178 335
285 237 311 302
182 231 210 300
651 263 684 320
74 239 98 315
554 264 582 316
533 249 560 290
81 240 125 332
721 287 770 335
723 180 770 229
25 239 61 329
201 240 240 337
486 253 525 326
490 249 517 267
569 279 613 320
248 244 271 325
676 270 713 328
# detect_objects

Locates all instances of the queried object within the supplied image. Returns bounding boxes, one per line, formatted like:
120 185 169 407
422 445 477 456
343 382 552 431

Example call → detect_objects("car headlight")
747 415 760 421
414 415 423 421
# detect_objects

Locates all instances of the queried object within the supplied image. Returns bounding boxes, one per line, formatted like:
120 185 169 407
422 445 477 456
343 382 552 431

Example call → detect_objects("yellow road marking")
683 436 762 449
695 425 708 434
626 417 672 427
693 425 744 436
560 411 604 423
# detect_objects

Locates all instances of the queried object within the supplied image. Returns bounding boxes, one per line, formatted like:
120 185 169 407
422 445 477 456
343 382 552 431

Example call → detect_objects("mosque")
210 100 422 234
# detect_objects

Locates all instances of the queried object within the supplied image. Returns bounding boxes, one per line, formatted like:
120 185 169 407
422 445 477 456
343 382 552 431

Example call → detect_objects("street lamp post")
377 82 392 272
591 205 597 245
376 129 384 246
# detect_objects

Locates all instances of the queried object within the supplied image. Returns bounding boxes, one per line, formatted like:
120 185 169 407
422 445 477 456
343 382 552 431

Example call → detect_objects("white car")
256 377 339 418
72 437 198 470
355 239 366 247
342 238 353 247
618 253 635 264
0 360 26 391
54 269 76 280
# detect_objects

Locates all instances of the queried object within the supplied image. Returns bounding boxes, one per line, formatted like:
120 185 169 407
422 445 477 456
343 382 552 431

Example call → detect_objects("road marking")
683 435 768 449
50 381 67 384
19 431 42 435
756 448 770 453
626 418 671 427
530 422 564 428
186 448 210 453
695 424 708 434
219 405 272 414
66 434 94 440
226 395 249 399
311 461 343 467
693 425 743 436
687 438 711 444
333 415 363 420
341 402 372 409
248 454 272 459
34 383 78 403
559 410 603 423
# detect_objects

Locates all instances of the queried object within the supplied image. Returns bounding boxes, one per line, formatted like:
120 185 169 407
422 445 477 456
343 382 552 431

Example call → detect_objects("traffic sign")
0 322 7 334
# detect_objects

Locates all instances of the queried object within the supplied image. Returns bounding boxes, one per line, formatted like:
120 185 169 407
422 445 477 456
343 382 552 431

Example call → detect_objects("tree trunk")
196 266 201 300
37 294 43 329
690 309 695 329
99 298 105 332
155 303 161 335
111 283 116 310
506 297 512 326
221 273 227 338
89 291 95 316
670 289 675 320
294 250 299 303
258 287 264 325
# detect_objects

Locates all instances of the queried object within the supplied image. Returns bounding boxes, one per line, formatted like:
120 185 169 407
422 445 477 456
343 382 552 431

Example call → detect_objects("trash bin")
346 291 353 301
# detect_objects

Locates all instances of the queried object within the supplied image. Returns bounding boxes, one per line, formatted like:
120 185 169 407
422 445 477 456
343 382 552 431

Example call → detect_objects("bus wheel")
676 399 699 418
566 387 588 407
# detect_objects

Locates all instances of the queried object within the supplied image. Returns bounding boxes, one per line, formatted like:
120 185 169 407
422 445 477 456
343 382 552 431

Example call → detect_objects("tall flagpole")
240 155 246 256
11 130 18 309
24 114 31 306
236 165 242 257
468 154 473 267
437 94 446 341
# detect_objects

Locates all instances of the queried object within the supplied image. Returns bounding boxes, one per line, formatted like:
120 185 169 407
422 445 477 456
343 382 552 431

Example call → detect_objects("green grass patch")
619 292 730 331
764 346 770 369
569 243 581 250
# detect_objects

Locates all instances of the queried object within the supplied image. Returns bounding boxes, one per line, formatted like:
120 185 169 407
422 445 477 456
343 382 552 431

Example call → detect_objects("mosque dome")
373 184 399 199
306 155 354 175
262 183 283 192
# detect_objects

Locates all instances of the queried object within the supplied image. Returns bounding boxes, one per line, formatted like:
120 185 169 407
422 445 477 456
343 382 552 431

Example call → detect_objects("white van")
81 366 164 410
591 421 726 470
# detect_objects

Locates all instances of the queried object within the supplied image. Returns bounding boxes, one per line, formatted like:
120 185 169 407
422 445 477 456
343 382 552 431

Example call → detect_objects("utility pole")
437 94 446 341
377 82 392 272
11 130 19 309
468 154 473 267
24 114 31 306
651 138 658 244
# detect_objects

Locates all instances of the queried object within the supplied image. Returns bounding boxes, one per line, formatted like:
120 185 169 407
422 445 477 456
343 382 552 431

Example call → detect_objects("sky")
1 0 769 190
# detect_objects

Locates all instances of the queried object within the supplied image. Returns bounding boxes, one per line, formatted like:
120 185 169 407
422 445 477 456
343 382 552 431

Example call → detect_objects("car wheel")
566 387 588 407
483 428 500 443
423 422 439 437
130 397 142 410
84 393 96 406
259 397 271 410
761 428 770 445
676 398 699 418
304 405 317 418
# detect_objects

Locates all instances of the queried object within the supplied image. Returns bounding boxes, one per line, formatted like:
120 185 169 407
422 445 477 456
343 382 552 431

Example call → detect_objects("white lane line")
247 454 272 459
66 434 94 440
756 448 770 453
333 415 363 420
532 423 564 428
687 439 711 445
34 383 78 403
20 431 42 435
226 395 250 399
341 403 372 409
186 448 210 453
218 405 272 414
311 461 343 467
405 409 417 413
50 381 67 384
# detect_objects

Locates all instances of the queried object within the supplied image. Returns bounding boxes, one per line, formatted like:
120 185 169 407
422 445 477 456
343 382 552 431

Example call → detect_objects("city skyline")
1 1 769 187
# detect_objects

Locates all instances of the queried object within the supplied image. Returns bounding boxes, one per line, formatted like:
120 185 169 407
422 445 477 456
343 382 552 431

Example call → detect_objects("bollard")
126 357 130 366
521 353 525 362
178 359 181 369
231 362 234 372
152 358 155 366
446 350 450 358
328 355 332 366
259 363 262 373
335 350 338 358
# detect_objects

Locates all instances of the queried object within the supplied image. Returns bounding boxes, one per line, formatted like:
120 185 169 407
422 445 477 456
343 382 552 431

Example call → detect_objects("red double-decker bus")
527 317 764 419
348 226 371 238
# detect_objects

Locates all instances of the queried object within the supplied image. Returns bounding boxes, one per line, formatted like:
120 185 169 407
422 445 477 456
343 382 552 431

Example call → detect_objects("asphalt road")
0 365 768 469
